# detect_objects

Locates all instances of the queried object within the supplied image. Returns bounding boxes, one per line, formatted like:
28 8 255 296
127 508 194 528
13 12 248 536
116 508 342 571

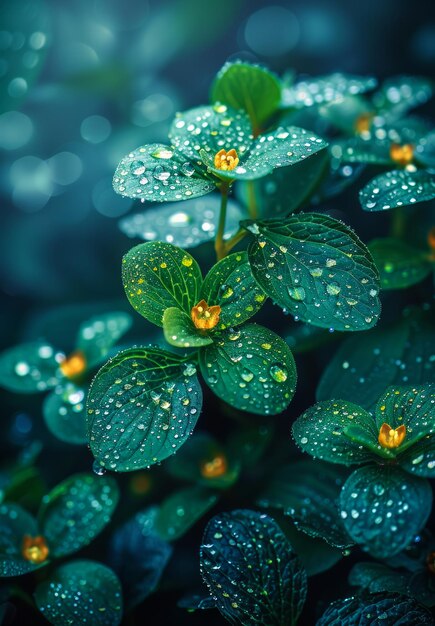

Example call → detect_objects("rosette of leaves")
293 385 435 558
0 473 119 577
0 312 132 444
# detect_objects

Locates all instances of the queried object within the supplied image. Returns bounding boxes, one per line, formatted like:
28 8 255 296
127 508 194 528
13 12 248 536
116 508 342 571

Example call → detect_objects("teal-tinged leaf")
369 238 432 290
0 503 39 577
75 313 132 369
372 76 433 117
416 131 435 168
317 310 435 410
168 104 253 164
360 169 435 211
349 562 410 597
331 136 392 165
316 593 434 626
0 342 60 393
375 385 435 477
282 73 377 109
118 195 244 249
201 509 307 626
257 460 352 548
205 126 327 182
38 473 119 558
163 308 212 349
199 323 297 415
87 347 202 472
339 465 432 558
245 213 381 331
313 160 365 204
155 486 218 541
165 432 240 489
122 242 203 327
2 464 45 511
320 95 372 134
200 252 266 330
35 560 123 626
113 143 215 203
43 383 87 444
211 61 281 130
292 400 383 465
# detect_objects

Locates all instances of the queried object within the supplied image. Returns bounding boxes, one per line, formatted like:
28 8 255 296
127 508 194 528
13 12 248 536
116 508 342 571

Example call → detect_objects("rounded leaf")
87 347 203 472
360 170 435 211
35 560 123 626
75 312 132 370
199 323 297 415
369 238 432 290
43 383 87 445
154 486 218 541
339 465 432 558
122 242 203 327
163 307 213 349
282 73 377 109
38 473 119 558
0 503 39 577
0 342 60 394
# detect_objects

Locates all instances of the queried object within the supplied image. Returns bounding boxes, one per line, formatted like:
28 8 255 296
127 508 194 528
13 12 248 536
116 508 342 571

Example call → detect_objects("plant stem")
246 180 258 220
391 206 406 239
215 186 229 261
222 228 247 256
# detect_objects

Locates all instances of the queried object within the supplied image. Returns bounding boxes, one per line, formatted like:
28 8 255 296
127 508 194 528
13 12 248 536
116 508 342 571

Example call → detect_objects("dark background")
1 0 435 624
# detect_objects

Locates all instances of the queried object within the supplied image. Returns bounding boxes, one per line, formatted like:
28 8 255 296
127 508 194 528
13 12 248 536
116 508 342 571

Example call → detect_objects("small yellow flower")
191 300 221 330
378 422 406 449
60 350 87 379
389 143 414 166
354 113 373 134
22 535 49 564
200 454 227 478
214 148 239 171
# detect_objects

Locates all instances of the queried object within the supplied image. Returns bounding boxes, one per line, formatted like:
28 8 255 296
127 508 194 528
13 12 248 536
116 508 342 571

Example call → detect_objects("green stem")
215 186 229 261
391 206 406 239
246 180 258 220
222 228 247 256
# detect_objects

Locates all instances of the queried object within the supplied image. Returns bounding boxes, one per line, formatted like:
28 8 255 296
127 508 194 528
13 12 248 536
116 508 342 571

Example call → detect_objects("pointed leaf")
35 560 123 626
282 73 377 108
0 503 39 577
201 509 307 626
211 61 281 130
280 520 343 577
199 323 297 415
75 313 132 369
163 307 212 348
38 473 119 558
0 342 60 394
87 347 202 471
43 383 87 444
245 213 381 331
122 242 203 327
369 238 432 290
113 143 215 202
360 169 435 211
155 486 218 541
200 252 266 330
339 465 432 559
292 399 382 465
317 592 434 626
168 104 253 164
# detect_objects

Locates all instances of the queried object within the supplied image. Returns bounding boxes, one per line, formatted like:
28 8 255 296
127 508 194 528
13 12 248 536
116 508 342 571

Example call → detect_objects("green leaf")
122 242 202 327
292 399 382 465
0 342 60 393
0 503 39 577
416 131 435 168
317 310 435 410
369 238 432 290
38 473 119 558
87 347 202 472
199 323 297 415
200 252 266 330
155 486 218 541
284 323 338 354
35 560 123 626
320 95 372 134
349 562 410 597
75 313 132 370
339 465 432 558
163 308 212 348
331 136 392 165
113 143 215 203
373 76 433 118
245 213 381 331
280 522 343 577
375 385 435 477
168 104 253 164
211 61 281 130
43 383 87 445
257 460 352 548
360 170 435 211
317 592 434 626
118 195 243 249
282 73 377 109
200 509 307 626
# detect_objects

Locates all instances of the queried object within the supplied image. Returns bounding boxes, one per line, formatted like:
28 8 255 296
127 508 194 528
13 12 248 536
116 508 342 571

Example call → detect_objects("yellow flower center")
191 299 221 330
378 423 406 449
200 454 227 478
60 350 87 379
214 148 239 171
389 143 414 166
354 113 373 134
22 535 49 564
